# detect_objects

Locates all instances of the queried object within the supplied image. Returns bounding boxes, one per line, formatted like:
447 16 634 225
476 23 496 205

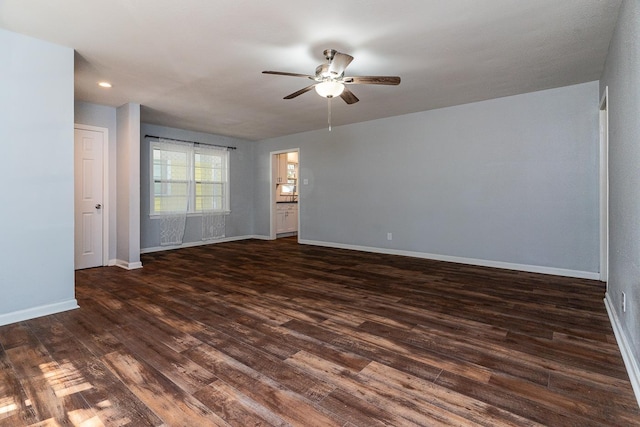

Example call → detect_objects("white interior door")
74 128 104 269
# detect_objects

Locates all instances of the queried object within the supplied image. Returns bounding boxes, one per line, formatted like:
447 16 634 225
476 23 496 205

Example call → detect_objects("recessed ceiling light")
98 81 112 88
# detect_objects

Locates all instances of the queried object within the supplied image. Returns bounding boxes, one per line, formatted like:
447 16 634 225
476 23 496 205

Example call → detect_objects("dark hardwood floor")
1 238 638 426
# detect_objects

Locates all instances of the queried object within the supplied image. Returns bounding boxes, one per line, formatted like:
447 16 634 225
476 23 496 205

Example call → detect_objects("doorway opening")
270 149 300 240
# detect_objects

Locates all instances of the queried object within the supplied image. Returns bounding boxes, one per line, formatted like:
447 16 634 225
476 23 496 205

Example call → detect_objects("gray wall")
256 82 600 275
140 123 255 250
0 29 77 324
600 0 640 385
74 101 118 262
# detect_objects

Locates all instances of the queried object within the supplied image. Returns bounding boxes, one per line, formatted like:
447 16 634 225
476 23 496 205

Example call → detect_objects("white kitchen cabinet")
276 209 285 233
276 203 298 234
287 151 298 163
275 153 299 185
287 204 298 232
274 153 288 184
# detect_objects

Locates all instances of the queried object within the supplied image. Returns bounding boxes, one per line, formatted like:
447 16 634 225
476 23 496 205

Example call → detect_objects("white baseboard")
298 239 600 280
140 235 597 280
140 235 267 254
0 299 79 327
251 235 272 241
115 259 143 270
107 259 117 267
604 293 640 408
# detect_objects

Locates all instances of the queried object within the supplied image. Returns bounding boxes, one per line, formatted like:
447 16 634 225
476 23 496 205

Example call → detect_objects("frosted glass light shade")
315 81 345 98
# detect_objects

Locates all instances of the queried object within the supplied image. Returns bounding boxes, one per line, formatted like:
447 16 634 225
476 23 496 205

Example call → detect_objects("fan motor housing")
315 64 340 80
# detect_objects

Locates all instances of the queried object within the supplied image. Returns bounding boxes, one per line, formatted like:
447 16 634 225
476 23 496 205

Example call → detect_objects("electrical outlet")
387 232 392 241
622 292 626 312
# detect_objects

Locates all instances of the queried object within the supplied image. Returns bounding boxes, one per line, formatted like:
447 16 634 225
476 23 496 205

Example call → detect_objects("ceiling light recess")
98 81 112 88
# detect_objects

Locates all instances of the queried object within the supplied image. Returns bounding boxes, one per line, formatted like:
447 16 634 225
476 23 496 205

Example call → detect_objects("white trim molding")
115 260 143 270
604 293 640 407
299 239 600 280
599 86 609 282
140 235 266 254
140 234 599 279
251 235 271 241
0 299 79 327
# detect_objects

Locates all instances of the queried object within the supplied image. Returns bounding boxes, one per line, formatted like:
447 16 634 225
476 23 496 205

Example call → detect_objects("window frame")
150 141 230 217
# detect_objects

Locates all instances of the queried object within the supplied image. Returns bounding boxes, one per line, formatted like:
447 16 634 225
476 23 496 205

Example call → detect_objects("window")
281 162 297 195
151 141 229 215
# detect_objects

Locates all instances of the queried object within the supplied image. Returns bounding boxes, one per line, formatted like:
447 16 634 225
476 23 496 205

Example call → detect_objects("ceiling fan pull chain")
328 97 332 131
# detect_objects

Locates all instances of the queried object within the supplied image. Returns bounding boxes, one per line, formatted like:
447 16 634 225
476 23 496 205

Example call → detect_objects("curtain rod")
145 134 237 150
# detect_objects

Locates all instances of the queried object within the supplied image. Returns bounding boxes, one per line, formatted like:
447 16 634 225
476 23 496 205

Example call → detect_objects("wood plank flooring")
1 237 638 426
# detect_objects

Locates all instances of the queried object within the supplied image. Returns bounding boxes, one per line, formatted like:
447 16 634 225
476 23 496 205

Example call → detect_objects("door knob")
95 204 102 209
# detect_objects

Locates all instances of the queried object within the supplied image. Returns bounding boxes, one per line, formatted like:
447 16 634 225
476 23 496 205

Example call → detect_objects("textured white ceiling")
0 0 622 140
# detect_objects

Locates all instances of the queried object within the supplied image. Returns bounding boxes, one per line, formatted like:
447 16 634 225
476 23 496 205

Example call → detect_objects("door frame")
74 124 110 267
270 148 300 240
599 87 609 283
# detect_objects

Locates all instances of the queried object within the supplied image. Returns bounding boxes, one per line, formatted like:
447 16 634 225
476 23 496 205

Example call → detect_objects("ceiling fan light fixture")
264 49 399 105
315 81 344 98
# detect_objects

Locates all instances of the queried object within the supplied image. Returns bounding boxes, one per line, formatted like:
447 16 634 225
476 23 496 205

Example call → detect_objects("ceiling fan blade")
328 52 354 76
343 76 401 85
340 88 359 104
284 84 316 99
263 71 315 79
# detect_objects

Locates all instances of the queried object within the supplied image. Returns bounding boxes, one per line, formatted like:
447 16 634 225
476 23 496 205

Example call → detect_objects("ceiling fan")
262 49 401 105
